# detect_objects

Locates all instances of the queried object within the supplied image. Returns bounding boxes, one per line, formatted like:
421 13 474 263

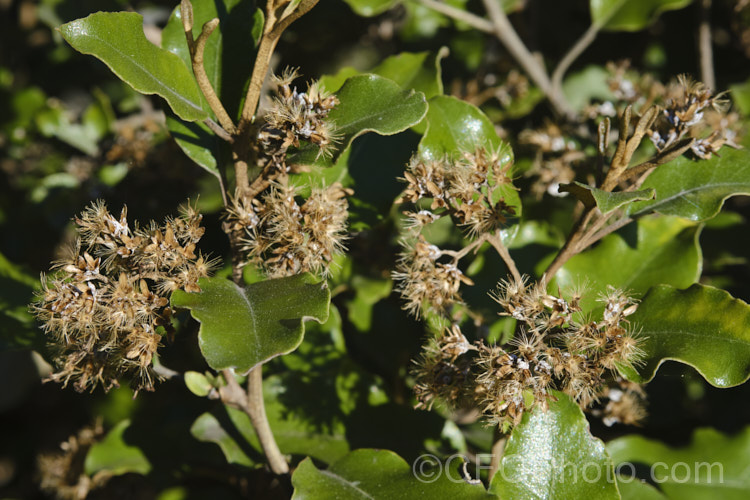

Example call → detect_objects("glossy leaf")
627 138 750 221
608 426 750 499
590 0 693 32
171 274 330 374
489 391 619 499
418 95 520 214
622 283 750 387
552 216 702 312
191 376 349 466
327 74 428 162
559 182 655 214
292 448 495 499
60 12 207 122
84 420 151 476
184 371 212 397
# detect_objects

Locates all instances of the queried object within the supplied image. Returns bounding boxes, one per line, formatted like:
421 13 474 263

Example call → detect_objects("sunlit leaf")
171 274 330 374
60 12 207 121
590 0 693 31
622 283 750 387
489 391 619 499
84 420 151 476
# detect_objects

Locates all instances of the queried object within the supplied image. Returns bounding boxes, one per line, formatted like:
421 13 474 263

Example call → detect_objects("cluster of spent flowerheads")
393 147 515 319
411 276 646 432
33 201 216 393
37 421 110 500
602 63 740 160
227 182 351 278
518 121 585 199
257 68 339 171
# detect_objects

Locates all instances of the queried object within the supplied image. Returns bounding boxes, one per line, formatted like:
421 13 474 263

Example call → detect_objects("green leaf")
84 420 151 476
608 426 750 499
184 371 212 397
292 449 495 499
191 376 350 466
328 74 428 162
164 112 222 177
0 252 41 351
60 12 207 121
559 182 655 214
342 0 397 17
730 77 750 116
618 481 668 500
562 65 616 111
489 391 620 499
551 216 702 313
623 283 750 387
171 275 330 374
627 137 750 221
418 95 520 214
591 0 693 32
369 49 446 99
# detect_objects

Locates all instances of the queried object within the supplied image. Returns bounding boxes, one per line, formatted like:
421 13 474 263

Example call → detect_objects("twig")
439 234 488 262
203 118 234 143
550 22 600 111
416 0 494 33
180 1 236 134
238 0 320 136
481 0 572 117
486 230 522 283
698 0 716 90
220 368 289 474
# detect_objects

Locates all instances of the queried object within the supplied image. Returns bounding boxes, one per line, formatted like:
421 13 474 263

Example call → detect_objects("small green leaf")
489 391 619 499
627 137 750 221
730 77 750 116
623 283 750 387
184 371 212 397
591 0 693 32
562 65 616 111
84 420 151 476
328 74 428 162
369 49 446 99
342 0 398 17
608 426 750 499
292 449 495 499
60 12 207 122
552 216 702 313
418 95 520 214
171 275 330 373
559 182 655 214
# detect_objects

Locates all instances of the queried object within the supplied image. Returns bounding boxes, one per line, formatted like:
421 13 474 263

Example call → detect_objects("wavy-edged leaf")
60 12 207 121
171 274 330 374
418 95 520 214
608 426 750 499
627 139 750 221
559 182 655 214
84 420 151 476
591 0 693 32
164 112 222 176
551 216 702 313
191 376 349 466
622 283 750 387
330 74 428 160
489 391 620 500
292 448 495 499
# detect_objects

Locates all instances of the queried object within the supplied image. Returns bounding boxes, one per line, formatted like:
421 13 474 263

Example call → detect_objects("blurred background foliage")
2 0 750 498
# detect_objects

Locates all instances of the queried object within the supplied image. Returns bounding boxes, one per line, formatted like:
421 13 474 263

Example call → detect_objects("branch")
550 22 600 111
481 0 573 118
180 1 236 134
486 231 522 283
220 368 289 474
698 0 716 89
416 0 494 33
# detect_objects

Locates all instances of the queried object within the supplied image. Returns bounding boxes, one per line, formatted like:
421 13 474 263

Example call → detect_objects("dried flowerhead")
258 68 339 171
33 201 216 393
234 182 351 278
